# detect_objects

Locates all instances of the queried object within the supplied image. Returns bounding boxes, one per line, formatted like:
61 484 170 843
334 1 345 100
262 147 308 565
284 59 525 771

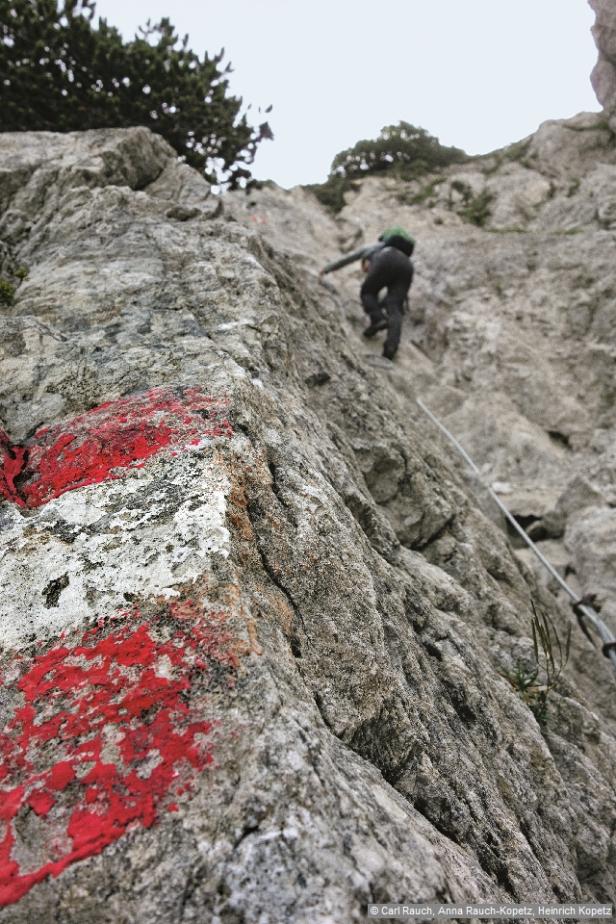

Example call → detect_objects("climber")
320 226 415 360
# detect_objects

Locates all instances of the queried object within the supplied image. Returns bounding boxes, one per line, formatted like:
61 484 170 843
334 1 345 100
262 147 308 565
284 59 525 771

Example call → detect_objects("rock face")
1 125 616 922
590 0 616 130
228 107 616 638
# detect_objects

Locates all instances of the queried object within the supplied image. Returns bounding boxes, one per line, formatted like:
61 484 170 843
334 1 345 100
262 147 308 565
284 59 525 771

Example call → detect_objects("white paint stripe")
0 452 229 649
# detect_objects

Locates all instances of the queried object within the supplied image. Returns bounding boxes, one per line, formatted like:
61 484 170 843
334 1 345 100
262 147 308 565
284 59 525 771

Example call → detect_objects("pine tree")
330 122 466 182
0 0 272 186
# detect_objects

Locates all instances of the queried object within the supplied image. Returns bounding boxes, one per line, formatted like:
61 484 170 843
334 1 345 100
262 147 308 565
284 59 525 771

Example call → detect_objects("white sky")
94 0 600 189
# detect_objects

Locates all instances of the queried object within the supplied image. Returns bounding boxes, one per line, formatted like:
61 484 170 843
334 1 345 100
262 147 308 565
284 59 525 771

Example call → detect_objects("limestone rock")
566 506 616 629
590 0 616 129
525 112 616 179
1 126 616 922
228 108 616 650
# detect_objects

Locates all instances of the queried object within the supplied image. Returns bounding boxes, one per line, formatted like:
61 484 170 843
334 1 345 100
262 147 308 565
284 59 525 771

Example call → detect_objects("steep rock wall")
227 108 616 637
0 128 615 922
590 0 616 130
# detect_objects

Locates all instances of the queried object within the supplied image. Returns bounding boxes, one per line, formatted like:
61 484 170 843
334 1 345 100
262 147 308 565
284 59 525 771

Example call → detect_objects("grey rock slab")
590 0 616 129
2 124 616 920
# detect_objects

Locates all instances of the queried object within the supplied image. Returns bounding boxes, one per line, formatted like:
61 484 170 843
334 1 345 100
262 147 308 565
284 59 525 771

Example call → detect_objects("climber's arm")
323 240 390 275
321 246 368 275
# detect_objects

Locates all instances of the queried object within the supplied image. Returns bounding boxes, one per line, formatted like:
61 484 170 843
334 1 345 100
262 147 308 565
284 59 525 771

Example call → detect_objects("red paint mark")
0 602 239 906
0 430 26 508
28 791 55 817
0 387 232 509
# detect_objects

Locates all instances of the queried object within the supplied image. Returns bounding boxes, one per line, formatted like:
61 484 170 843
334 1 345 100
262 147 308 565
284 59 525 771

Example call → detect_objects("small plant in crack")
0 277 16 307
508 601 571 724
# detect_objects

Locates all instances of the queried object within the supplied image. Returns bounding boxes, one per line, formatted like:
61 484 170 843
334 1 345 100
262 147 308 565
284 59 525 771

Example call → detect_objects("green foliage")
0 278 16 307
0 0 272 186
0 249 28 305
502 138 531 163
400 177 445 207
310 122 467 214
478 139 531 177
461 189 493 227
509 602 571 725
331 122 467 182
306 175 351 214
450 181 494 227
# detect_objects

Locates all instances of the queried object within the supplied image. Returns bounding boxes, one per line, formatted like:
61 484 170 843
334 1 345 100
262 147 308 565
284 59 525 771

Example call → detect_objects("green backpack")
379 226 415 256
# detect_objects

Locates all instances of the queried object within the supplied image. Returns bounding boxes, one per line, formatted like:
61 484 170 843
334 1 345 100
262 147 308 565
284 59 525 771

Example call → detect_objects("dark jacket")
322 242 385 275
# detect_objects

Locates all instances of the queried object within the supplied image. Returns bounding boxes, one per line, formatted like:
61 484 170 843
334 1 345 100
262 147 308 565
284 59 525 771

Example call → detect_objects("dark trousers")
360 248 413 355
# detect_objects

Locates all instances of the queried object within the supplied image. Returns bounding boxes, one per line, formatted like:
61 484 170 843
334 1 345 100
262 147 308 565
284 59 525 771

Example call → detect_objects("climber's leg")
382 274 412 359
360 264 389 337
382 295 403 359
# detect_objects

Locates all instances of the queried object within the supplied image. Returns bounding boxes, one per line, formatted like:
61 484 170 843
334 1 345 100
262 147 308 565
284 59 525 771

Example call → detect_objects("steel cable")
416 398 616 676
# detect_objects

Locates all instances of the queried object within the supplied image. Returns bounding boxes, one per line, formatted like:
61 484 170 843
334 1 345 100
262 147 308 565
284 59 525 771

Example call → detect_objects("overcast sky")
94 0 600 188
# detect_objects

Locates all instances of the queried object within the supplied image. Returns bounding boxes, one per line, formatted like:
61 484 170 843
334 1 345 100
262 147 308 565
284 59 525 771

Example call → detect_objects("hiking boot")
382 344 397 360
363 317 388 338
